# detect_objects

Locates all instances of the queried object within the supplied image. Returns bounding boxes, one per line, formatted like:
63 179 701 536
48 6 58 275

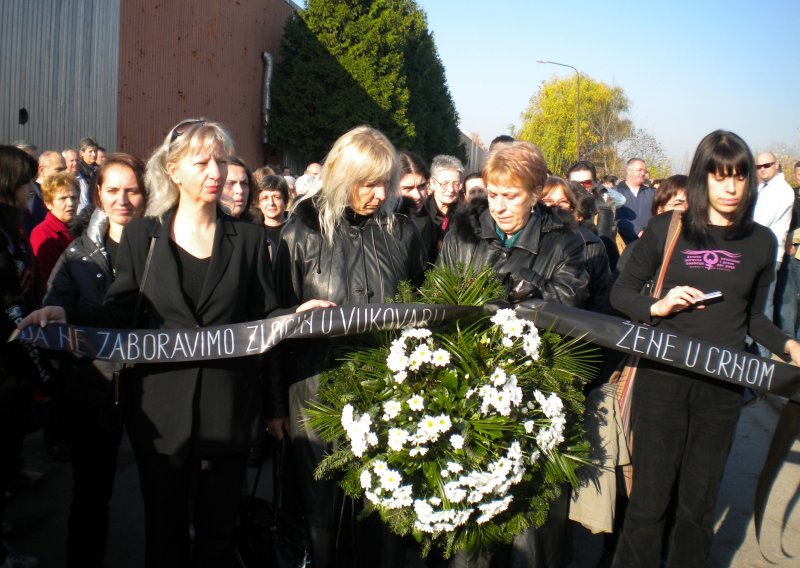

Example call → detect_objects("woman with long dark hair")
610 130 800 567
0 145 40 568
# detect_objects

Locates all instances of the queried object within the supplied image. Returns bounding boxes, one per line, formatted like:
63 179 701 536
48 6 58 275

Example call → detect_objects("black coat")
438 199 589 307
273 198 426 382
66 207 281 456
576 223 613 314
44 208 119 403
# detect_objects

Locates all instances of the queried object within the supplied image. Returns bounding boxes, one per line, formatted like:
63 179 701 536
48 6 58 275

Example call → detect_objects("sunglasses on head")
169 119 207 144
756 161 775 170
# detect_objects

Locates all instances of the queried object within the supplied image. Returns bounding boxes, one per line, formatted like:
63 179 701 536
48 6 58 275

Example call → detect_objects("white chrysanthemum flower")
476 496 513 524
372 460 388 475
408 395 424 411
429 496 442 506
386 351 409 373
394 370 408 384
490 309 516 325
522 330 541 360
383 400 402 421
524 420 535 434
447 461 463 473
530 449 541 464
402 328 432 339
387 428 409 452
450 434 464 450
434 414 452 433
367 432 378 446
504 319 525 337
360 469 372 489
490 367 507 387
501 337 514 347
379 468 402 492
431 349 451 367
411 343 433 366
444 482 467 503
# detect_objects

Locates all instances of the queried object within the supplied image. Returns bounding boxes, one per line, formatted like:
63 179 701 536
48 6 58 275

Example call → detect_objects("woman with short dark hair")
44 152 147 568
611 131 800 567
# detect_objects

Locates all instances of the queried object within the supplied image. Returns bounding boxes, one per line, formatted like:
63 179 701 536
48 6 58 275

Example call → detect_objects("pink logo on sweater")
682 249 741 271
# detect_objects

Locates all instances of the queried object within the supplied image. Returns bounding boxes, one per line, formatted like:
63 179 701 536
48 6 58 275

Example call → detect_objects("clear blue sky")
419 0 800 171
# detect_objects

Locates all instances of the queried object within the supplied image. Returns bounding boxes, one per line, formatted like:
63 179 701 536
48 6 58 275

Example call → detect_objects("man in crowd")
753 153 795 350
77 137 99 189
615 158 652 244
777 160 800 339
23 152 64 234
304 162 322 177
64 147 91 213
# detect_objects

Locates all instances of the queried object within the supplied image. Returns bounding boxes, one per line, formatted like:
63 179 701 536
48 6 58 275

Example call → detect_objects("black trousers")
612 364 742 568
134 449 249 568
65 397 123 568
0 386 31 564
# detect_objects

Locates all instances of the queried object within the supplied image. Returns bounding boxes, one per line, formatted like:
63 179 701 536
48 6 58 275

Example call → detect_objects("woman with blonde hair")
274 125 426 568
22 118 329 567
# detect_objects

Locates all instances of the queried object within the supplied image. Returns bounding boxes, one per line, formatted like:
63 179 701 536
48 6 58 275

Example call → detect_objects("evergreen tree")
271 0 464 164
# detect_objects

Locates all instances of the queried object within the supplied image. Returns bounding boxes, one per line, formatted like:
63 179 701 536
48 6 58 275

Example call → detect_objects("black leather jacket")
438 199 589 307
274 198 427 382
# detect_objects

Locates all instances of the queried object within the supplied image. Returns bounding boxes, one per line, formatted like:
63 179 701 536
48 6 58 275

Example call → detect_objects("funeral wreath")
305 265 595 557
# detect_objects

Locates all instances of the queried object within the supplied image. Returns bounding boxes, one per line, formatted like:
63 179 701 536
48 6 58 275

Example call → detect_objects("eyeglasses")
169 119 206 144
577 179 594 188
431 178 462 191
756 162 776 170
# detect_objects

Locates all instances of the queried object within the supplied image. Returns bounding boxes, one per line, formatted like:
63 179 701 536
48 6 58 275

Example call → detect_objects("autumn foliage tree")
516 75 668 177
270 0 464 164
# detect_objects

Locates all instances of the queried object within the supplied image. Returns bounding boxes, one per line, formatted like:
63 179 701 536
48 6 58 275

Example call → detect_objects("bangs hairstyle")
42 172 79 205
482 141 547 197
651 174 688 216
94 153 146 208
144 119 235 217
541 176 577 210
684 130 756 244
295 125 399 245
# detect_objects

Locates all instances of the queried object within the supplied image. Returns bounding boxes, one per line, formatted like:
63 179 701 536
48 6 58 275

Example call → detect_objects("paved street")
3 396 798 567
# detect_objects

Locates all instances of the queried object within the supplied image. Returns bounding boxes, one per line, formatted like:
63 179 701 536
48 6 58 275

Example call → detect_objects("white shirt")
753 172 795 263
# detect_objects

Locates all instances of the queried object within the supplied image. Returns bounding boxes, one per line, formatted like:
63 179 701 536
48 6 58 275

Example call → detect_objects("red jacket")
30 212 73 300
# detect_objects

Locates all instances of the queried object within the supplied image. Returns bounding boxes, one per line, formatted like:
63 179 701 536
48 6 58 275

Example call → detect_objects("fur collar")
451 198 576 245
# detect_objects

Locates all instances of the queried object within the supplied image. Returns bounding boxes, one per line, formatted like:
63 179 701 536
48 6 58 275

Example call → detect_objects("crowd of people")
1 122 799 568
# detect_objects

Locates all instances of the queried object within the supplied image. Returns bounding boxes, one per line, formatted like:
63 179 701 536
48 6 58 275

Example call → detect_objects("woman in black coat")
0 145 40 568
273 125 426 568
23 120 329 568
439 143 588 309
43 153 147 568
437 141 588 568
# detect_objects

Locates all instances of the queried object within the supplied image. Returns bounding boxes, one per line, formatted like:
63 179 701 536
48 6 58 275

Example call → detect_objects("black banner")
14 304 483 363
516 300 800 403
14 300 800 402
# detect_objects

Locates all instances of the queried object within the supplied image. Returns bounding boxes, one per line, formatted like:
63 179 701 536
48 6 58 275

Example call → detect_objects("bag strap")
132 234 157 328
651 209 682 299
114 232 157 406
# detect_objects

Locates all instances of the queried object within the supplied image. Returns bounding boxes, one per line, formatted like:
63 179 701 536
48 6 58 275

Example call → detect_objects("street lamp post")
537 59 581 161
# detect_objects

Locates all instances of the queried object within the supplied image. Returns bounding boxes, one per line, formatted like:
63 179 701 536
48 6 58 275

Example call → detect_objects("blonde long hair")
144 119 235 217
293 126 399 245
